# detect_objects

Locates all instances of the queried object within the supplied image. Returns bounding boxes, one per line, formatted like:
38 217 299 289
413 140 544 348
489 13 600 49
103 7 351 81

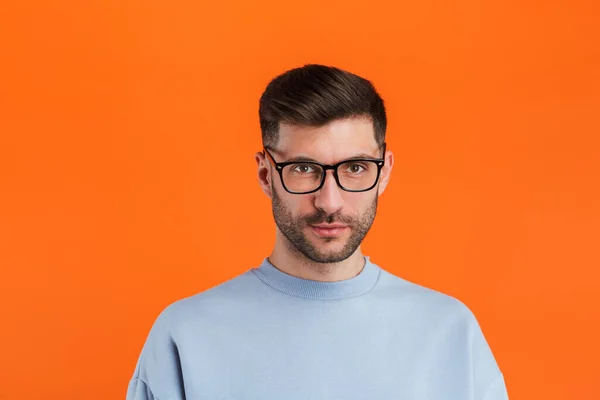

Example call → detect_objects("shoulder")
375 267 504 394
388 271 501 364
148 268 258 334
375 267 478 325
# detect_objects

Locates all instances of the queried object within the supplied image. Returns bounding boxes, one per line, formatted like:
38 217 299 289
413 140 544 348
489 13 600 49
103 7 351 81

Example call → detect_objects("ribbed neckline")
251 256 381 300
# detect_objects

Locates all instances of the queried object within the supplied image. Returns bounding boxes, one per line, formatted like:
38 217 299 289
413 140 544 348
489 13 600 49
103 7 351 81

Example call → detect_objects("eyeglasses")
263 143 386 194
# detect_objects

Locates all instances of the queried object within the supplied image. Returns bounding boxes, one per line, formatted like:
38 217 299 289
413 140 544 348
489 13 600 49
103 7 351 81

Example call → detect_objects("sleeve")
482 373 509 400
467 309 509 400
126 377 158 400
125 306 186 400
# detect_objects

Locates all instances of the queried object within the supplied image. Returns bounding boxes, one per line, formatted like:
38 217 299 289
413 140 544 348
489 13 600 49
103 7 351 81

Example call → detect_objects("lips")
310 224 349 237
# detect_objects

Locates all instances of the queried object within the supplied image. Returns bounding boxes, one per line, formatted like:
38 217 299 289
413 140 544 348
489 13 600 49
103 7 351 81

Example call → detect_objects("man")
126 64 509 399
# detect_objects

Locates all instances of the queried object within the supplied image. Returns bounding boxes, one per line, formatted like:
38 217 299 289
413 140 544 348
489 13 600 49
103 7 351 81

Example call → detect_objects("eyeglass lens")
281 161 379 193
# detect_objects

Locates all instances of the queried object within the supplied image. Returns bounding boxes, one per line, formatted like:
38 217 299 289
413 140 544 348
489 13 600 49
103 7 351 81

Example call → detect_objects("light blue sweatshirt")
126 256 508 399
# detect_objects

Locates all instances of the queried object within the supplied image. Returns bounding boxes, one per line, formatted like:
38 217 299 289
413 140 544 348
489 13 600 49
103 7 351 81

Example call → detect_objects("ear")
255 152 273 199
377 149 394 196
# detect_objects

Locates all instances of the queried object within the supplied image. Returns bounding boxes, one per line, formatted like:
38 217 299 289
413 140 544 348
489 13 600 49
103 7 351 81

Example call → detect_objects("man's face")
267 117 385 264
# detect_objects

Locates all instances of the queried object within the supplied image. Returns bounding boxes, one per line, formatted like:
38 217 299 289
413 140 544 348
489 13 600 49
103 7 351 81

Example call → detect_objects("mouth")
309 224 349 237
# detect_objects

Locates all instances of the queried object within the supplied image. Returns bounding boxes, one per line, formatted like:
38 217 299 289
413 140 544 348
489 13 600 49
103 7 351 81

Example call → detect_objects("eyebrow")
284 153 380 163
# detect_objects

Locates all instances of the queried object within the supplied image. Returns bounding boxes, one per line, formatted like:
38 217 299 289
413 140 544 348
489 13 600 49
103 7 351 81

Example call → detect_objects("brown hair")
259 64 387 149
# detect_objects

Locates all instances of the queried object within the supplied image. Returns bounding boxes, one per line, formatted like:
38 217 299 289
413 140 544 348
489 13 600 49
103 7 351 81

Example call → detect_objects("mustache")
303 210 354 225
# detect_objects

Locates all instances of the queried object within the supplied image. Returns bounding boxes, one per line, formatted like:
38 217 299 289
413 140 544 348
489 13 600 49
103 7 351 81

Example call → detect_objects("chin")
307 243 353 262
308 252 353 264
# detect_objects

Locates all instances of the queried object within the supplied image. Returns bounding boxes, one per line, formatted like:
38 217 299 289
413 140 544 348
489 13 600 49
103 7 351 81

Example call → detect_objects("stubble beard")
270 181 378 264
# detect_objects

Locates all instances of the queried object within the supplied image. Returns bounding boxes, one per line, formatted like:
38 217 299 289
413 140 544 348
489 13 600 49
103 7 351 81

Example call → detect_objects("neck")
268 231 366 282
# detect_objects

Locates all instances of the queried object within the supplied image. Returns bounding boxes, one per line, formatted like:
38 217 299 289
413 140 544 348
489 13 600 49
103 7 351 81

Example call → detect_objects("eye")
346 163 366 173
292 163 316 173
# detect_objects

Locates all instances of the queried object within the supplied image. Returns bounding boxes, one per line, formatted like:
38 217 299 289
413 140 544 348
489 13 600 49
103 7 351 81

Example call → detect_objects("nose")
313 170 344 215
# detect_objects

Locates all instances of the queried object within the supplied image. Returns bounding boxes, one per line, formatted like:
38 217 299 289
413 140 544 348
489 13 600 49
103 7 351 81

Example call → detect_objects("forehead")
275 117 380 161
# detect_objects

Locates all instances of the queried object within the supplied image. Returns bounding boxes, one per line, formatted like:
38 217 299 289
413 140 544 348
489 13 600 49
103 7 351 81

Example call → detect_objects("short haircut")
259 64 387 149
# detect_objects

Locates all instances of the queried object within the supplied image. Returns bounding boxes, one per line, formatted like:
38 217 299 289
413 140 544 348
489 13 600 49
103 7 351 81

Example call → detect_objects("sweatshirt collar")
252 256 381 300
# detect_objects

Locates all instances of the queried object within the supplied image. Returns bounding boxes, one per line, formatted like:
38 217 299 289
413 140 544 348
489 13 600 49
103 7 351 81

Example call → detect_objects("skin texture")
255 116 394 282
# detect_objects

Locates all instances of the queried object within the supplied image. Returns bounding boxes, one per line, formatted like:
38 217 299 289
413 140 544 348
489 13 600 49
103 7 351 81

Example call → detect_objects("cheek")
343 195 369 213
278 194 311 217
344 195 377 220
293 197 317 216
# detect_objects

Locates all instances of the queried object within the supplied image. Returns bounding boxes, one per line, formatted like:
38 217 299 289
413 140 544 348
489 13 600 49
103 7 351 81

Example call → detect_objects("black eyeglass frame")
262 142 387 194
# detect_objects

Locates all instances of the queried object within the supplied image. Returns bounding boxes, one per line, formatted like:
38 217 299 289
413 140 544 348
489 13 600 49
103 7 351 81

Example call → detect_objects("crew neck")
251 256 381 300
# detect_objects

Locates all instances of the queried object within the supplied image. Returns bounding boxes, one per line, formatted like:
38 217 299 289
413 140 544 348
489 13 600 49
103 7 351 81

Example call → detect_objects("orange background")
1 0 599 399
